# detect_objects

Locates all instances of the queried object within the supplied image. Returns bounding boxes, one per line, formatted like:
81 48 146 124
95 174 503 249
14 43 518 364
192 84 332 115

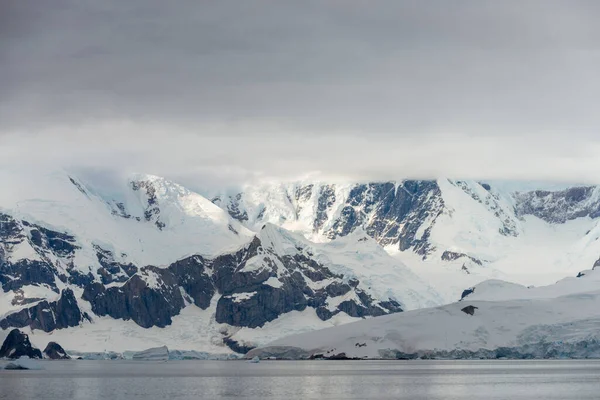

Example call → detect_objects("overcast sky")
2 1 600 188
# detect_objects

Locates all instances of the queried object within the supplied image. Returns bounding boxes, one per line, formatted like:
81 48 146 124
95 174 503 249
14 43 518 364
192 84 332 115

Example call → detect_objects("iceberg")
132 346 169 361
3 356 42 370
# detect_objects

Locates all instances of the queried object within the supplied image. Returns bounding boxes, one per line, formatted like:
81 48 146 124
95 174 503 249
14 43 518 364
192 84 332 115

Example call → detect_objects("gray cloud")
2 1 600 187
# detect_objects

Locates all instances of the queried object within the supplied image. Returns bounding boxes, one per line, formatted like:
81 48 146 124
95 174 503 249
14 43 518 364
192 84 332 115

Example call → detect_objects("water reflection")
1 360 599 400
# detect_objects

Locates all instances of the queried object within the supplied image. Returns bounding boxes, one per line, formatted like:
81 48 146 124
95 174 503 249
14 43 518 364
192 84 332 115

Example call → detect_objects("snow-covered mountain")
1 170 599 355
248 267 600 360
210 179 600 300
0 170 440 354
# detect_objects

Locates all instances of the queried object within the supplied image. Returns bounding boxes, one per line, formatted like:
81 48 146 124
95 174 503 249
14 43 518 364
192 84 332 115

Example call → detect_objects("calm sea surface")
1 359 599 400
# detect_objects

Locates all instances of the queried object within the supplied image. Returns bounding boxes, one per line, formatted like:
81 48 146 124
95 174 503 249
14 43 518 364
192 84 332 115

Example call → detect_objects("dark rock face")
460 288 475 300
0 187 411 342
94 245 138 285
216 284 308 328
83 271 185 329
442 251 483 266
228 193 249 222
131 180 165 230
593 258 600 270
44 341 70 359
314 185 336 231
515 186 600 223
329 181 444 256
461 305 478 316
224 181 446 257
213 234 393 328
222 337 256 354
30 225 79 257
0 213 79 293
0 289 88 332
168 256 214 309
0 259 58 293
0 329 42 359
78 229 403 331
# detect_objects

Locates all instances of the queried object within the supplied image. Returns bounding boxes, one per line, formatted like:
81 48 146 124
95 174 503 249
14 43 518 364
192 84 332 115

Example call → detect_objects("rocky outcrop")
94 245 138 285
83 271 185 329
216 283 308 328
515 186 600 223
222 337 256 354
0 289 88 332
131 180 166 230
327 181 444 256
80 227 402 331
441 251 483 266
0 329 42 359
461 305 478 316
0 213 79 293
215 181 445 257
44 341 70 359
460 287 475 300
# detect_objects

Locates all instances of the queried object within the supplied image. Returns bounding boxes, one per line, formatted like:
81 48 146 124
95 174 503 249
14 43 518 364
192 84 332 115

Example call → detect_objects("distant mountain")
1 170 599 355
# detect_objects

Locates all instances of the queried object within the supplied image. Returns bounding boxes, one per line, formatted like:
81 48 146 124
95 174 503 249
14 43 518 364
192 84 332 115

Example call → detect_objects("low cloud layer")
2 1 600 188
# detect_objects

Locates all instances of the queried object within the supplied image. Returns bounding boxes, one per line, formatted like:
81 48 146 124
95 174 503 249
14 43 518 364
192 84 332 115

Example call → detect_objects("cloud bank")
2 1 600 188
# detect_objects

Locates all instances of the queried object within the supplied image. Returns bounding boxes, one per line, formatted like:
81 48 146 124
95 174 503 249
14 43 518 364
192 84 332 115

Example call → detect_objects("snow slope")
249 269 600 360
0 169 253 269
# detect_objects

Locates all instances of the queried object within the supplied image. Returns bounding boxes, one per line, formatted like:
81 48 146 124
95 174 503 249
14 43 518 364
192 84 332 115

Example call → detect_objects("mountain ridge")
1 170 599 354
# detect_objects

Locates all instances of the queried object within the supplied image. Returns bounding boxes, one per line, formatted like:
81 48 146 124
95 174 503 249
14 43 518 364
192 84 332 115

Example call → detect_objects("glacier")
248 268 600 360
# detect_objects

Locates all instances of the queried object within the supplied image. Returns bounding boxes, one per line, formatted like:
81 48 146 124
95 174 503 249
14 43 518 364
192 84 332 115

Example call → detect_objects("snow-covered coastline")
248 269 600 360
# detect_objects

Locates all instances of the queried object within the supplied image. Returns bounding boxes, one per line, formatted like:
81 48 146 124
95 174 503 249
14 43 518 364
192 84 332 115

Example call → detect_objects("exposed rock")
441 251 483 266
44 341 70 359
131 180 166 230
0 213 80 293
30 225 79 258
216 284 308 328
315 307 335 321
460 287 475 300
0 289 88 332
0 259 58 293
0 329 42 359
313 185 336 231
223 337 256 354
515 186 600 223
1 210 404 336
94 245 138 285
461 305 478 316
168 255 214 309
11 289 44 306
83 271 185 329
325 282 352 297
